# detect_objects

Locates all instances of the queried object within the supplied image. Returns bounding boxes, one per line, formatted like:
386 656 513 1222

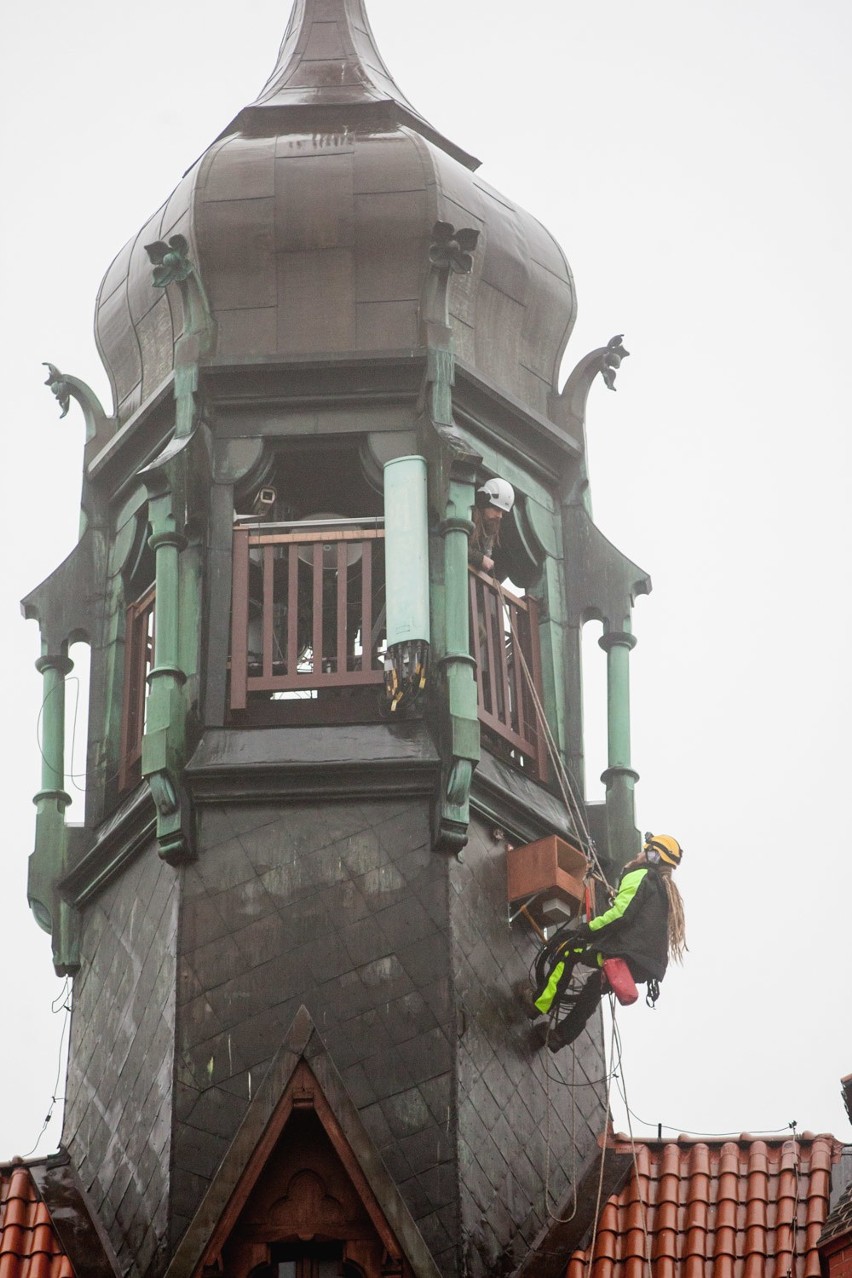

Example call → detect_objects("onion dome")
95 0 576 424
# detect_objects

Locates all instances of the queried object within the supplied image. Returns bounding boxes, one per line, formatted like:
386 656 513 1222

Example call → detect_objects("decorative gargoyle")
428 221 480 276
42 362 110 444
144 232 215 438
600 333 630 391
144 234 194 287
43 363 72 418
555 333 631 441
144 232 215 374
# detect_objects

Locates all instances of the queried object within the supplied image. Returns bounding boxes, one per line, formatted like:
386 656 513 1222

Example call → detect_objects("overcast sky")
1 0 850 1160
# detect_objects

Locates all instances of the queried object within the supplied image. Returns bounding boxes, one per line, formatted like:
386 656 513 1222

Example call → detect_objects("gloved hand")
570 922 593 945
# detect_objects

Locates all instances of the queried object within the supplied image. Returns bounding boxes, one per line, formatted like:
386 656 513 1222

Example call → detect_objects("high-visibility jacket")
589 865 669 981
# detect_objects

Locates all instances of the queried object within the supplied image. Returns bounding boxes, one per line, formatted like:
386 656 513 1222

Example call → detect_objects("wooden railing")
230 520 386 710
469 568 548 782
119 584 155 790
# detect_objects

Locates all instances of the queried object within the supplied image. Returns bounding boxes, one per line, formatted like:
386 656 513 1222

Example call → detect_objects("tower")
22 3 652 1276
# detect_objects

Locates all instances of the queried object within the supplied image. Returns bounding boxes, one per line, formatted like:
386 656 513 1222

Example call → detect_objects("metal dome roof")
95 0 576 425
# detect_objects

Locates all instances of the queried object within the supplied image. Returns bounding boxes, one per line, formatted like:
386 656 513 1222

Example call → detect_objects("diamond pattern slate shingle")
822 1178 852 1249
567 1132 841 1278
0 1161 74 1278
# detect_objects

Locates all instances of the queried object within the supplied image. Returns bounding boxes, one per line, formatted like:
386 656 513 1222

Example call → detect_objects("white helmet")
477 477 515 513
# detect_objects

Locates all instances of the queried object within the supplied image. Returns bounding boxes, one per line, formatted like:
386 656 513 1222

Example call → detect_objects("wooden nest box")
506 835 588 928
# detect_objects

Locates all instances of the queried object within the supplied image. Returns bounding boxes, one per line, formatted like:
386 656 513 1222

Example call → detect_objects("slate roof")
821 1177 852 1250
566 1132 841 1278
0 1159 74 1278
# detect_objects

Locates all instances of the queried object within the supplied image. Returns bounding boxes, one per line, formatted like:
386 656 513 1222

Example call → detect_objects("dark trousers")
549 969 604 1049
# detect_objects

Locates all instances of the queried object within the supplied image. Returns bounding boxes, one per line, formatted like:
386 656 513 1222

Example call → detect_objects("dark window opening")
249 1243 364 1278
119 582 155 791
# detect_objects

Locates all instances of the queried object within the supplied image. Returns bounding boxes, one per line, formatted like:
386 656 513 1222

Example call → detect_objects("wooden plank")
525 593 548 782
287 544 299 677
469 572 485 708
263 544 275 679
230 529 249 710
312 542 324 675
245 668 384 692
361 541 373 673
336 541 348 674
248 529 384 547
485 585 501 719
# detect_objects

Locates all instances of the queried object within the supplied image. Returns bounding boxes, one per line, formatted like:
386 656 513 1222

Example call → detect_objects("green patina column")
135 233 213 863
599 626 640 868
419 222 482 852
29 651 79 973
142 494 190 862
435 476 480 849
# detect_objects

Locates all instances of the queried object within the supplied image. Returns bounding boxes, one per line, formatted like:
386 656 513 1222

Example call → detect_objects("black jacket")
587 865 670 981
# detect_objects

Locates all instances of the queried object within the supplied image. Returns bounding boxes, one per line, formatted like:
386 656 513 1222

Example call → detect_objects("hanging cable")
22 979 72 1158
787 1121 801 1278
608 1012 653 1278
543 1024 581 1224
583 1002 619 1276
495 579 614 895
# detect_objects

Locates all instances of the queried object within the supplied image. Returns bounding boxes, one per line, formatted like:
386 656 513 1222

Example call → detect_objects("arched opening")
65 639 91 814
229 440 387 725
581 618 607 802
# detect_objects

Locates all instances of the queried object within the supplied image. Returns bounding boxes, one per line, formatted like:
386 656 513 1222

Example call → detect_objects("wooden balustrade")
229 525 548 781
469 568 548 782
230 522 386 710
119 584 156 790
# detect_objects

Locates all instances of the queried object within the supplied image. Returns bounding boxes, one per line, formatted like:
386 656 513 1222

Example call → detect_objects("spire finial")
222 0 479 170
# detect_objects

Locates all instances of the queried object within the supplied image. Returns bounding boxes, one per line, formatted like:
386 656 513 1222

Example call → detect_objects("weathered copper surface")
95 0 576 426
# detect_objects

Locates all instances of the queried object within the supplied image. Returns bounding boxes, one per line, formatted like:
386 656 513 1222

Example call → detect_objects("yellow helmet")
643 833 683 868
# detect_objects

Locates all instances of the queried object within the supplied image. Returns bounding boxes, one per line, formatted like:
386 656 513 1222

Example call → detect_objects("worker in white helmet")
469 477 515 574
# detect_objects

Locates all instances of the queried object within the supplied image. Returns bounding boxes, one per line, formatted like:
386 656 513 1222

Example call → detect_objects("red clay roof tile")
0 1162 74 1278
569 1132 842 1278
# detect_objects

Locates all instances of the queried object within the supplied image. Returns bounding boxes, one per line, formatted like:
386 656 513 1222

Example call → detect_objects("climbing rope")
583 1001 618 1276
610 1014 654 1278
494 578 615 895
543 1026 580 1225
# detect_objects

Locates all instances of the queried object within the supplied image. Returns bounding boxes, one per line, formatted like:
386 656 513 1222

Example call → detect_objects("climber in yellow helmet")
531 834 687 1052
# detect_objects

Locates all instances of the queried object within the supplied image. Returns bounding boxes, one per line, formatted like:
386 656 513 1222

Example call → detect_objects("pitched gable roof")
0 1160 74 1278
566 1132 841 1278
821 1176 852 1252
165 1005 440 1278
0 1153 121 1278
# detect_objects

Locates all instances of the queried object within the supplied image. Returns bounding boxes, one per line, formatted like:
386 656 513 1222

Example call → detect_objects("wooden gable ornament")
165 1007 440 1278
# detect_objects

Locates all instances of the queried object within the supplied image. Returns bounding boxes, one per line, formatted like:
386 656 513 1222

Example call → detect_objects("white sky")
1 0 850 1160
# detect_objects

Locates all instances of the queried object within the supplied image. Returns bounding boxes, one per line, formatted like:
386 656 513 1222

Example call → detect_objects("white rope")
495 579 615 894
542 1025 581 1224
584 1004 618 1276
611 1013 654 1278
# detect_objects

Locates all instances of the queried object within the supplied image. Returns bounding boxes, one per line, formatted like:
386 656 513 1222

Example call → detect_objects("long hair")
659 866 688 964
470 506 502 555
